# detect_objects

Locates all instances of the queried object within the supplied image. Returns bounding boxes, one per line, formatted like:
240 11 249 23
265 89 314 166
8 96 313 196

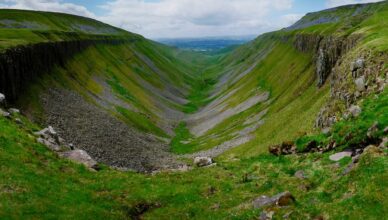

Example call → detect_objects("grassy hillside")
0 9 140 50
0 2 387 219
1 89 387 219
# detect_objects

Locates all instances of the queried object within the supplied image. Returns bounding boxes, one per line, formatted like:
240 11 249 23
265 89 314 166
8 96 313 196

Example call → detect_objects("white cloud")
326 0 384 7
98 0 294 38
0 0 95 17
0 0 386 39
280 13 304 27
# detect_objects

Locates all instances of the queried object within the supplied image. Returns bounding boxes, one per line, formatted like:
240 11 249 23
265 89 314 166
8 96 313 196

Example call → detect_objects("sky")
0 0 384 39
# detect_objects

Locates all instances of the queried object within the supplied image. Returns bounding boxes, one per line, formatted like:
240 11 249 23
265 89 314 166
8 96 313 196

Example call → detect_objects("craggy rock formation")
293 34 360 87
316 51 387 128
0 38 133 103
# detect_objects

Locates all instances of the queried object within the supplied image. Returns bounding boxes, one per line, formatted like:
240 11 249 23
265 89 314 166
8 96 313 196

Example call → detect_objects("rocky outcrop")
294 34 360 87
0 38 134 103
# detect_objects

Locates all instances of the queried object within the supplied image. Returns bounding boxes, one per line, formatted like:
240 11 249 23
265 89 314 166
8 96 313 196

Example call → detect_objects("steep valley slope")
0 2 387 219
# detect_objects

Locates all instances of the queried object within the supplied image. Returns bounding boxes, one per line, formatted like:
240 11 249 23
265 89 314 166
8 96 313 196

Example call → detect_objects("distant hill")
158 36 255 53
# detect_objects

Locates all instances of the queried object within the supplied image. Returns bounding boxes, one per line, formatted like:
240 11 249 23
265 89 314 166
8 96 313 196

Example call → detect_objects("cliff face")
292 33 387 128
0 39 132 103
293 34 360 87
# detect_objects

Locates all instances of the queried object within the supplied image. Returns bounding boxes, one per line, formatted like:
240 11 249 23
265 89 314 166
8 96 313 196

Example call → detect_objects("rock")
329 151 352 161
294 170 306 179
342 161 357 175
48 126 57 136
0 109 10 118
59 150 97 169
269 145 281 156
194 157 213 167
355 76 366 92
269 141 296 155
379 137 387 148
37 137 63 151
316 49 329 87
354 91 361 98
351 58 364 72
253 191 295 209
35 126 61 145
383 127 388 134
367 121 379 138
322 127 331 135
349 105 362 117
0 93 5 105
8 108 20 114
14 118 23 125
356 58 365 69
259 211 274 220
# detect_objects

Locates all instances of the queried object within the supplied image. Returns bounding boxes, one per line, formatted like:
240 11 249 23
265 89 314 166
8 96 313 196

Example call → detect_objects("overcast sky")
0 0 384 39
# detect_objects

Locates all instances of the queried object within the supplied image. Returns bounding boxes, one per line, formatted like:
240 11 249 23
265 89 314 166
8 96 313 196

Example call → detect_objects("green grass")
0 9 141 51
116 106 168 138
183 78 217 113
295 89 388 153
170 122 195 154
0 108 386 219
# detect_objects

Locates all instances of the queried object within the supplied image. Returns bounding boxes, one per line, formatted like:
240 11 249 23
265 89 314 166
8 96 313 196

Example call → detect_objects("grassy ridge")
0 9 140 50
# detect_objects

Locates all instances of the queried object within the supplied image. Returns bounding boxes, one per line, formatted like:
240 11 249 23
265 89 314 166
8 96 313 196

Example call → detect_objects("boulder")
194 157 213 167
0 93 5 105
34 126 61 145
355 76 366 92
59 150 97 169
8 108 20 114
329 151 352 161
0 109 10 118
349 105 362 117
253 191 295 209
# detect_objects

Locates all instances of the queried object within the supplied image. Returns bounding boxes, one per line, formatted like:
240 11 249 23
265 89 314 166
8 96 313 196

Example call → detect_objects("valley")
0 2 387 219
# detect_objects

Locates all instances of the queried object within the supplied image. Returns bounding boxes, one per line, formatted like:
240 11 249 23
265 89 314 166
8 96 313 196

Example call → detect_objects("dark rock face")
294 34 360 87
0 38 132 103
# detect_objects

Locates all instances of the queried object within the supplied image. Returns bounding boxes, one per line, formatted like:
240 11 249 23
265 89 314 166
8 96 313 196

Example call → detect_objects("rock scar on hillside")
182 109 268 159
40 88 184 172
186 92 270 136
